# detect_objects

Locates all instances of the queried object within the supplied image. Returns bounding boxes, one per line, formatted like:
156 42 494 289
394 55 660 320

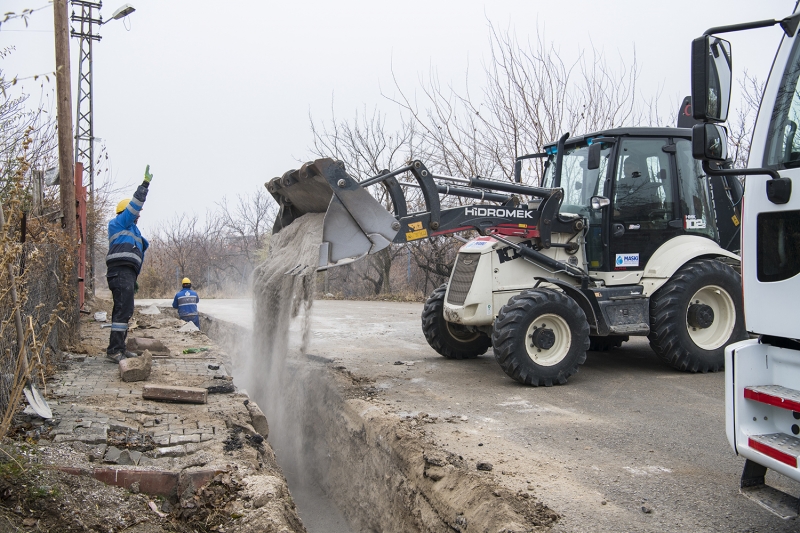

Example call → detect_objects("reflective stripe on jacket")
172 288 199 317
106 183 149 274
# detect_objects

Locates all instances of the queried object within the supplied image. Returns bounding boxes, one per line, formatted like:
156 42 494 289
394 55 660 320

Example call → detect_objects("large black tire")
492 289 590 386
648 259 746 372
421 284 491 360
589 335 629 351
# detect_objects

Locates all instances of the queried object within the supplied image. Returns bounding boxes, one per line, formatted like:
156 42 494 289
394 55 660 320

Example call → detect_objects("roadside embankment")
6 300 306 532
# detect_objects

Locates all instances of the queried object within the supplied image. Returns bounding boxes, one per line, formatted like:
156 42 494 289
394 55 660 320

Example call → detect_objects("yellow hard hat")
182 277 191 285
115 198 131 214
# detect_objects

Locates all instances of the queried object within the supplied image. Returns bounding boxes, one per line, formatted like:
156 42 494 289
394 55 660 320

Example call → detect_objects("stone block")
142 385 207 404
126 337 170 356
119 350 152 382
245 401 269 439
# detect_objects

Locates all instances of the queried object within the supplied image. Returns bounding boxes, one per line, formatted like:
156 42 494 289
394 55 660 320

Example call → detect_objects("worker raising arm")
105 165 153 363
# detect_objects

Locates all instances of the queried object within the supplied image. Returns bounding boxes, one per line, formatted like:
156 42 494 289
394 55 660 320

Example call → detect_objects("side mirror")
692 123 728 161
587 143 601 170
691 35 732 123
591 196 610 210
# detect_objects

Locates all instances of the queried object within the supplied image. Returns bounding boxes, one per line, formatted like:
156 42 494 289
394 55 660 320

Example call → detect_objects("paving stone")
117 449 135 465
104 446 122 464
119 350 153 382
129 450 143 465
142 385 207 404
126 337 170 356
51 423 77 435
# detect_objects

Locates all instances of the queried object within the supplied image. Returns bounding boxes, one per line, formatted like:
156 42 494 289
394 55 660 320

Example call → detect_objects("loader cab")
541 129 720 274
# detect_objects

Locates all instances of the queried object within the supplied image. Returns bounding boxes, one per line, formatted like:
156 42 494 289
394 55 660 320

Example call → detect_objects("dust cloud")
238 212 354 532
245 211 322 468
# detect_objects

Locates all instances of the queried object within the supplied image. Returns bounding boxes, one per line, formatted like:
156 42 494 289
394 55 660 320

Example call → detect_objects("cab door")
608 137 681 272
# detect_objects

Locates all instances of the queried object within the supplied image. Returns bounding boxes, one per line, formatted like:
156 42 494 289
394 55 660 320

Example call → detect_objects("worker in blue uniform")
173 277 200 328
106 165 153 363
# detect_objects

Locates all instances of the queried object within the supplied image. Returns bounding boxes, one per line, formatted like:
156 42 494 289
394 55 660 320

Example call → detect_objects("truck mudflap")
266 158 399 269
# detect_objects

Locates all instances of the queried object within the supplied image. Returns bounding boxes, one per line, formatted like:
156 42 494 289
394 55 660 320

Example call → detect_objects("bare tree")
155 213 199 281
388 23 644 187
216 188 276 268
728 71 764 169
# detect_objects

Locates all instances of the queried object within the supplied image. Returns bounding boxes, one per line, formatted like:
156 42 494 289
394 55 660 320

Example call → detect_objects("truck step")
749 433 800 467
744 385 800 412
741 484 800 520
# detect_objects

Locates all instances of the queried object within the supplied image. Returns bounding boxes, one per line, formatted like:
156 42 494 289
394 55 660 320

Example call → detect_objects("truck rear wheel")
421 284 491 360
492 289 590 386
648 259 746 372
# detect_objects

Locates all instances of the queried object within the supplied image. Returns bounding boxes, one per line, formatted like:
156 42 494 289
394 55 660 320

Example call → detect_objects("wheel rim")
524 313 571 366
445 321 481 344
686 285 736 350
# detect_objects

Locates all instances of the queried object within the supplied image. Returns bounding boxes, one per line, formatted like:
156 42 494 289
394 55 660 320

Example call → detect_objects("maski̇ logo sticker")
615 253 639 267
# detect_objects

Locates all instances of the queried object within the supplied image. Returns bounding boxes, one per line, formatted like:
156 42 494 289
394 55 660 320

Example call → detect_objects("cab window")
612 138 674 229
542 143 611 214
675 139 718 240
765 35 800 168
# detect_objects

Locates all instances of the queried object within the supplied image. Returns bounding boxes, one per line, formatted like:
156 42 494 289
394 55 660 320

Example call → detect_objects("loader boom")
266 157 576 270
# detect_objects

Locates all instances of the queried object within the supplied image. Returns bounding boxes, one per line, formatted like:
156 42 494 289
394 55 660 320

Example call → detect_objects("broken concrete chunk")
117 449 135 465
126 337 170 356
476 461 494 471
142 384 207 404
119 350 152 382
104 446 122 464
245 401 269 438
138 304 161 315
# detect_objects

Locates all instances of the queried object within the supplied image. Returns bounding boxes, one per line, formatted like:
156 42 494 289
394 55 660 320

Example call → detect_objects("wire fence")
0 240 77 435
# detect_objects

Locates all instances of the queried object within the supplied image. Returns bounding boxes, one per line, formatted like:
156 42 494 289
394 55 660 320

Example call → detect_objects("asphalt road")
139 297 800 532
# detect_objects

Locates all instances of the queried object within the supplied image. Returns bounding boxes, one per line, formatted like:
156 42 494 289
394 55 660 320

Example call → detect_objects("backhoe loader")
266 126 746 386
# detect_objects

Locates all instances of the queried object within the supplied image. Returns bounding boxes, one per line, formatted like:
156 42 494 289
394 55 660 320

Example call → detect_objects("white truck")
691 7 800 518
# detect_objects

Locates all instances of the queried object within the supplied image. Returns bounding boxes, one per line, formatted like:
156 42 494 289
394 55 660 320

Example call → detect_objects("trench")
203 312 556 533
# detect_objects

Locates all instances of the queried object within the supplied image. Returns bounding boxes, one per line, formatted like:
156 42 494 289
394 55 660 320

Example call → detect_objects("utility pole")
71 0 101 292
54 0 76 238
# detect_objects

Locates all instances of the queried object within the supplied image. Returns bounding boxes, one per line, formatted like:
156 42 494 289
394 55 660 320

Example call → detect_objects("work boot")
105 351 137 363
106 352 125 363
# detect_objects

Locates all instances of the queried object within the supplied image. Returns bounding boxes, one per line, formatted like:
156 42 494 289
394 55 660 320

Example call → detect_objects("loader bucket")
266 158 399 270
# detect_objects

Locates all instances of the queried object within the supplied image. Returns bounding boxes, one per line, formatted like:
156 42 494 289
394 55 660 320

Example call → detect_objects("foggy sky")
1 0 794 234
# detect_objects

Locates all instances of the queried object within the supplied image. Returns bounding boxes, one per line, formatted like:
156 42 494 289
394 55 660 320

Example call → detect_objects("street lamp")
107 4 135 22
71 1 135 294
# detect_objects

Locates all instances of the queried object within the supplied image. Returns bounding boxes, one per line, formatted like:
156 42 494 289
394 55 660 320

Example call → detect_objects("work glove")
143 164 153 185
134 281 139 294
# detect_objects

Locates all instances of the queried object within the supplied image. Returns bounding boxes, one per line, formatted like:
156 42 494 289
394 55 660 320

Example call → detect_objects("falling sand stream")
243 212 353 533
